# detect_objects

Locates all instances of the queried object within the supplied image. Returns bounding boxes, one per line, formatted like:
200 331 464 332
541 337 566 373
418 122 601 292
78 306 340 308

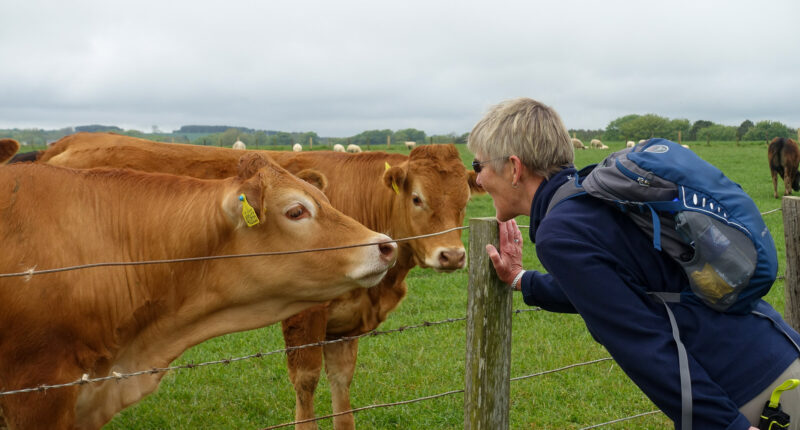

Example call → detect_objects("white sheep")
590 139 609 149
626 141 636 148
571 138 586 150
232 140 246 150
292 143 302 152
333 143 345 152
404 141 416 150
346 144 362 153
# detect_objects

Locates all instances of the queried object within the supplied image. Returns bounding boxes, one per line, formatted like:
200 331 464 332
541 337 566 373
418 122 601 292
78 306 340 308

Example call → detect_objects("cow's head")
383 144 483 272
225 153 397 301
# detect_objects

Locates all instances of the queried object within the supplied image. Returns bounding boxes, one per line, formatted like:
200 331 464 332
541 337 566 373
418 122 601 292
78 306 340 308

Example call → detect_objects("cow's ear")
467 170 485 195
237 153 271 180
226 177 265 228
0 139 20 164
295 168 328 192
383 164 407 193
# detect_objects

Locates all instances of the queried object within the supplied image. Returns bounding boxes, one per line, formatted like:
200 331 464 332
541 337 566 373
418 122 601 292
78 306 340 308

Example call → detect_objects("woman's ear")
509 156 523 186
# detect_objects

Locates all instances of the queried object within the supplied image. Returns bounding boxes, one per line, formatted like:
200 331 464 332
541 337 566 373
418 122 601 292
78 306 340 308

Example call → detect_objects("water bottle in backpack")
675 211 757 309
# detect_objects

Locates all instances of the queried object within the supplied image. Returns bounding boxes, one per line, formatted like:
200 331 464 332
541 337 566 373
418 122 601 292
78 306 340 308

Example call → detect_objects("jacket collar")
528 165 577 243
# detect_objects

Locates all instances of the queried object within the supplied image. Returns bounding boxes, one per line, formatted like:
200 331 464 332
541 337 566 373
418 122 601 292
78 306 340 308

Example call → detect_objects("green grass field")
92 141 786 429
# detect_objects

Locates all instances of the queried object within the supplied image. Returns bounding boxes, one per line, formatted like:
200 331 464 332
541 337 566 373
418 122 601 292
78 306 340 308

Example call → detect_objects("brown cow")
768 137 800 198
0 138 20 164
34 132 481 429
0 154 397 429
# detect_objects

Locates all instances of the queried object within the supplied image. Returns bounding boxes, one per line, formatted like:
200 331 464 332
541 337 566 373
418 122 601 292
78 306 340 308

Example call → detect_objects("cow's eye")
285 204 310 220
412 194 423 207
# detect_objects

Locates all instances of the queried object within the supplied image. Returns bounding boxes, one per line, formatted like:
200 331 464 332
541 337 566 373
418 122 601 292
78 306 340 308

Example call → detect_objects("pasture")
17 141 782 429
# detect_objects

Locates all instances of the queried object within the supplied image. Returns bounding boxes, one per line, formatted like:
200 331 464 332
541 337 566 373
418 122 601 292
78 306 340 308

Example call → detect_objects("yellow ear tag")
384 161 399 195
238 194 260 227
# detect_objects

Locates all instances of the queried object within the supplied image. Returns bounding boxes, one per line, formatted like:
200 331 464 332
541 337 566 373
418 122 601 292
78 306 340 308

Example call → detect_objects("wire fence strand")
0 315 466 397
0 226 469 279
2 204 781 279
0 308 543 398
259 355 619 430
578 410 663 429
0 206 783 426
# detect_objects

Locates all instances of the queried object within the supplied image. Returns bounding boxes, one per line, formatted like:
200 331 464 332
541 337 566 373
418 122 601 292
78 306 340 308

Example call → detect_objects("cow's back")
42 132 243 178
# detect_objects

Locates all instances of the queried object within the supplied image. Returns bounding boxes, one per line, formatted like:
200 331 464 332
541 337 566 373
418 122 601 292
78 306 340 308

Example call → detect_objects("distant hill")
75 125 124 133
177 125 259 134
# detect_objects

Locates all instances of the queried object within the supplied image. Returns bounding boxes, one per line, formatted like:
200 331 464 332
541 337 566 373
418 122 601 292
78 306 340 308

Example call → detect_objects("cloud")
1 0 798 136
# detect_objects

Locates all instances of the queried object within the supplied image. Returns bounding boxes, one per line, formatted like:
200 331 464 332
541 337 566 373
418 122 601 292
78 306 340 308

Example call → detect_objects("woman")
467 97 800 430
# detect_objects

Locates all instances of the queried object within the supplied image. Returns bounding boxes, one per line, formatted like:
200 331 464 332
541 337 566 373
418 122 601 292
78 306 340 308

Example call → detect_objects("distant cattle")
292 143 302 152
346 143 362 153
571 138 586 150
404 141 416 150
232 140 246 150
0 138 20 163
0 153 396 429
333 143 346 152
590 139 608 149
33 132 482 429
626 141 636 148
768 137 800 198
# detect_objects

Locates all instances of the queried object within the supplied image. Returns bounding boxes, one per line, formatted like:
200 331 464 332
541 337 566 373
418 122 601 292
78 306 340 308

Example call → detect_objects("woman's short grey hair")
467 97 573 178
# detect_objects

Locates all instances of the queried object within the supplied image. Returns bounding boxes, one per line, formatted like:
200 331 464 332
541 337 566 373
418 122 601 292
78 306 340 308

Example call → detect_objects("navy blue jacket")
519 167 800 430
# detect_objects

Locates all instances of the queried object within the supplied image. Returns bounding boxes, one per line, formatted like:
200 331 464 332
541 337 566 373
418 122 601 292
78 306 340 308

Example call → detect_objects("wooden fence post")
783 197 800 331
465 218 512 430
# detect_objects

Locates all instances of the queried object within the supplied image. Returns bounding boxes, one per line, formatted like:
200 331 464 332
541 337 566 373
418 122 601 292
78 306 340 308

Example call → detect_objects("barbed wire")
578 410 663 429
0 204 783 279
0 226 469 279
260 355 616 430
0 207 785 427
0 315 465 397
0 308 543 398
510 357 613 382
260 389 466 430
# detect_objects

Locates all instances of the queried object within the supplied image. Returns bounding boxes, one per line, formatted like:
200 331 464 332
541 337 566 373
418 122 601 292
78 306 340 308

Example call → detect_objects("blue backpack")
548 138 778 315
548 138 782 429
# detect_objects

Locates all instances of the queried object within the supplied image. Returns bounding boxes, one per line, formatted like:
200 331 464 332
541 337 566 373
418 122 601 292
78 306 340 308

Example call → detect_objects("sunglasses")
472 156 509 173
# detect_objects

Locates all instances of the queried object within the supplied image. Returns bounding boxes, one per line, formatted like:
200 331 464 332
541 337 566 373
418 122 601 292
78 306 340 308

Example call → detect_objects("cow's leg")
772 169 780 198
323 338 359 430
785 167 793 196
787 166 799 196
282 305 328 430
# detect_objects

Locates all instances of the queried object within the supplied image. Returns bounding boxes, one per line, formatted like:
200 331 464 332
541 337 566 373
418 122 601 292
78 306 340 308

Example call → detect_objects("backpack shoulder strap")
545 165 595 215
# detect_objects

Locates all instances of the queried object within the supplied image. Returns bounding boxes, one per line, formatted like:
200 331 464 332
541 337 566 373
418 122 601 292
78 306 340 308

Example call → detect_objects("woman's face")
474 154 516 222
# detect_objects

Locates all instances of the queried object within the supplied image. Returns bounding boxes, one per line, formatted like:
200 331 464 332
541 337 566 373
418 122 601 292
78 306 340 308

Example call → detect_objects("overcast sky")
1 0 797 137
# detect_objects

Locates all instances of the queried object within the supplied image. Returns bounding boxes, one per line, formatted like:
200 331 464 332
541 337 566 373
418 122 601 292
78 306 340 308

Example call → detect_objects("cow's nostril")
439 249 466 268
378 241 397 262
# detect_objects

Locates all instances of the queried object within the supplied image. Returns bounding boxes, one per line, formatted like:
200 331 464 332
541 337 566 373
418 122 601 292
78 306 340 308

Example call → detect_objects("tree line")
2 115 795 149
570 114 796 144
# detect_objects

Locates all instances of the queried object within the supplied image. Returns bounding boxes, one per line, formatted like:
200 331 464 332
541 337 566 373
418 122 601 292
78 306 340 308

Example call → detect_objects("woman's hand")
485 219 524 288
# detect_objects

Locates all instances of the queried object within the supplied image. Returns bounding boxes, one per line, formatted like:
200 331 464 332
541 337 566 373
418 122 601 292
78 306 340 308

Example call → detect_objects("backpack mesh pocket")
675 211 757 311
